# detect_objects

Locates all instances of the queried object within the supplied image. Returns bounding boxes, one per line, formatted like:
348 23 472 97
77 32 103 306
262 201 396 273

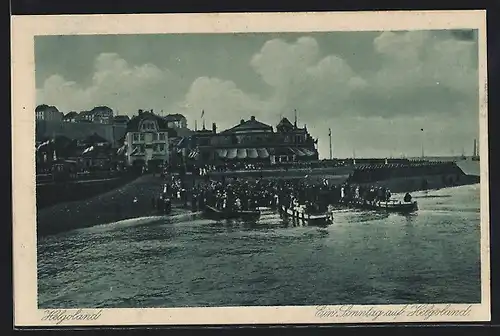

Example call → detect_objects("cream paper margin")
11 10 490 326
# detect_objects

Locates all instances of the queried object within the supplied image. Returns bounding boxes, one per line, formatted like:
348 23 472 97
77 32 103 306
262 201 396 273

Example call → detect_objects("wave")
76 212 204 234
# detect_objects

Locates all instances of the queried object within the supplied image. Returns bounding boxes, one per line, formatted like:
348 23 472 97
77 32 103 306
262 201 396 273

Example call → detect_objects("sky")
35 30 480 159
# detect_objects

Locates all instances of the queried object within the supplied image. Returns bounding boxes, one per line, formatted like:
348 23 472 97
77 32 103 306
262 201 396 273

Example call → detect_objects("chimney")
250 116 256 121
240 119 245 124
212 122 217 133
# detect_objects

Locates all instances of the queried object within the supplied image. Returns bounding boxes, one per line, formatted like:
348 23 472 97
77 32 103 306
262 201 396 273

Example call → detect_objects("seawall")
206 161 480 193
353 173 479 193
347 161 480 193
207 166 354 180
37 175 172 237
36 173 140 209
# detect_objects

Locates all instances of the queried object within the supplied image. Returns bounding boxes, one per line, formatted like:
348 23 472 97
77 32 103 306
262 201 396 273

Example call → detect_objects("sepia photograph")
12 11 489 326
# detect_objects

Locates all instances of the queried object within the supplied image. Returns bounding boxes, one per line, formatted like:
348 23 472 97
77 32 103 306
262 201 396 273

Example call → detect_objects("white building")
123 110 174 170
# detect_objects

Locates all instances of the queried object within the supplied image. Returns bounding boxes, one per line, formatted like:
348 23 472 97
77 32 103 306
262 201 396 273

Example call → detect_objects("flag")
82 146 94 155
201 110 205 118
36 140 50 151
116 144 127 155
130 146 139 155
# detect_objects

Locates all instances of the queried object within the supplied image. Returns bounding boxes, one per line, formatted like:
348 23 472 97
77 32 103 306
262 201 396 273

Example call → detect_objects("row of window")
131 132 167 142
140 121 157 131
131 143 166 153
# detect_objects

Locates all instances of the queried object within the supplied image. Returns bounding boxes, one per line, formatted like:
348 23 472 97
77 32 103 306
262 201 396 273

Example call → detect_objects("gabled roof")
126 111 168 132
277 117 294 129
63 111 78 119
35 104 59 113
125 112 179 138
90 106 113 114
113 115 130 122
164 113 186 121
221 116 273 134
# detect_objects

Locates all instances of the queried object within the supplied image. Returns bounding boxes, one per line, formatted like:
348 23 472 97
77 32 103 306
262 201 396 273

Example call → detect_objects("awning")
217 149 228 158
301 148 316 156
247 148 259 159
289 147 306 156
226 148 237 159
287 147 316 156
217 148 269 159
237 148 247 159
257 148 269 158
271 147 293 156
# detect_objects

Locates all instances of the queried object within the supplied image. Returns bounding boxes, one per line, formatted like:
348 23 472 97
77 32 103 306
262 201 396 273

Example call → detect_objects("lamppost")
420 128 425 158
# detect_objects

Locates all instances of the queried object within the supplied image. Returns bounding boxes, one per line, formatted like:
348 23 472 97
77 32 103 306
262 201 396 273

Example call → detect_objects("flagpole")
420 128 425 158
328 128 332 160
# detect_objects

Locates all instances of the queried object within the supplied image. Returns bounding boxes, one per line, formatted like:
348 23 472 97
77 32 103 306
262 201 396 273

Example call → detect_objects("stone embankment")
37 175 195 237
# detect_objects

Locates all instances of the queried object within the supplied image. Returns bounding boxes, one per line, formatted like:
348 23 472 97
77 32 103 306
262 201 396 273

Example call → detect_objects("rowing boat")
203 205 261 221
279 205 332 227
347 199 418 213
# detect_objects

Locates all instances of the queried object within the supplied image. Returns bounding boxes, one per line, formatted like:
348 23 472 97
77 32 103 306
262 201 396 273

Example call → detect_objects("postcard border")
11 10 490 326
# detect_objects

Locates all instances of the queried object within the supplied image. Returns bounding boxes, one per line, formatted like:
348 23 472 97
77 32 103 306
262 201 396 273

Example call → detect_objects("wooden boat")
279 205 333 227
203 205 261 221
348 199 418 213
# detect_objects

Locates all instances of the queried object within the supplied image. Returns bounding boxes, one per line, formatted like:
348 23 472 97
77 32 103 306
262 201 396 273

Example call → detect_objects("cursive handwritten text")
41 309 103 325
315 304 473 321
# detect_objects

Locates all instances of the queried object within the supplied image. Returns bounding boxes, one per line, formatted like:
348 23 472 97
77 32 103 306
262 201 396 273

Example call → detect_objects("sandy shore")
37 174 187 237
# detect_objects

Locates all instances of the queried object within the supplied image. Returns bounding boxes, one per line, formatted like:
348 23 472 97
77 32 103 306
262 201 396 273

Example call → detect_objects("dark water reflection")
38 184 482 308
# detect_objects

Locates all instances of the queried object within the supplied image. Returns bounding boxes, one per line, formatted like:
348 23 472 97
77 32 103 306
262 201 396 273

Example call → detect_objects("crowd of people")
188 177 334 213
158 169 415 215
350 161 460 183
183 159 352 175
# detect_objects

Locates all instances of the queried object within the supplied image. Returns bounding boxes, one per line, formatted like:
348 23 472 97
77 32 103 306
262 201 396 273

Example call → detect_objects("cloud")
250 36 320 89
173 76 272 131
249 36 366 122
355 30 479 117
37 53 182 114
37 32 479 157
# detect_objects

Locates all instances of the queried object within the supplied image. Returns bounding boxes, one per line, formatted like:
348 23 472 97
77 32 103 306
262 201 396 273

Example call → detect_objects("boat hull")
203 205 261 221
279 206 332 227
347 200 418 213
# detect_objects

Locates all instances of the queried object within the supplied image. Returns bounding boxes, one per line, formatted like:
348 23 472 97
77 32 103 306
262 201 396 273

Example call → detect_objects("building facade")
124 110 176 170
91 106 114 124
113 115 130 125
62 111 79 122
183 115 318 165
164 113 188 129
35 105 63 122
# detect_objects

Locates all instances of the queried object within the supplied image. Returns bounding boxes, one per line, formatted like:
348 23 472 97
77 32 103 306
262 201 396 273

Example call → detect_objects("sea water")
37 184 482 308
